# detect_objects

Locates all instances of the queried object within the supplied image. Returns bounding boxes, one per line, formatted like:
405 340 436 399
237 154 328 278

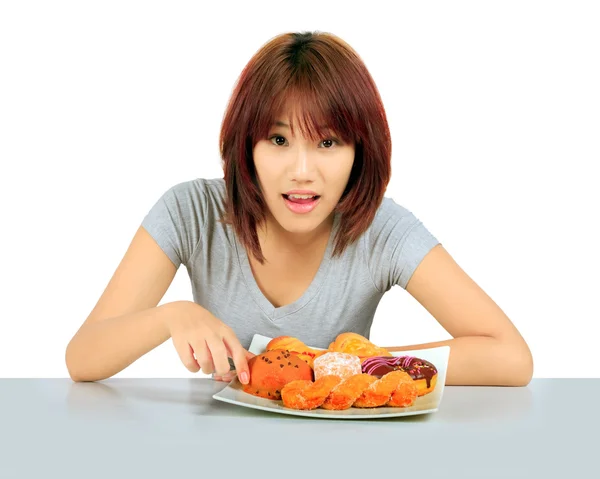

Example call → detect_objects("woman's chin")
276 219 321 235
272 211 333 237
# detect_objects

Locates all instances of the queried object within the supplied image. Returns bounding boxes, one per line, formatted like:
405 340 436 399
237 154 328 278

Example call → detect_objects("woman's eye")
270 135 288 146
268 136 338 148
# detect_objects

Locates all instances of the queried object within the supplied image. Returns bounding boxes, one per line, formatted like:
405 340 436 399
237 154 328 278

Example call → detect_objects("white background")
1 1 598 378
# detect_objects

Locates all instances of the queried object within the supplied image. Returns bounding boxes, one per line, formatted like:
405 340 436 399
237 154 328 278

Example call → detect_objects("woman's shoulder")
141 177 228 268
160 177 227 217
362 195 440 290
368 196 423 232
166 177 226 203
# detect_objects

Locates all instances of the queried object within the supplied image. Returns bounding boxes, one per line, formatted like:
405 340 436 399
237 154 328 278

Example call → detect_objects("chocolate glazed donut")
361 356 438 396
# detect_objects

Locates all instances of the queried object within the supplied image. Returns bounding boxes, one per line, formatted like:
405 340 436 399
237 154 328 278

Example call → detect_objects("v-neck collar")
234 213 340 321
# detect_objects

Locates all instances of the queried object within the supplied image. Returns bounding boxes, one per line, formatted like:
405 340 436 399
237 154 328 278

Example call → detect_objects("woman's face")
253 116 355 237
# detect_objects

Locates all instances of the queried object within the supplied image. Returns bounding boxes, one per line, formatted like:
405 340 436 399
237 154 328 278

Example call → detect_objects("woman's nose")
290 147 315 179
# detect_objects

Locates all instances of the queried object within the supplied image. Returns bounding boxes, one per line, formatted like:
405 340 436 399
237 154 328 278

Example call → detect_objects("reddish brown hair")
219 31 391 263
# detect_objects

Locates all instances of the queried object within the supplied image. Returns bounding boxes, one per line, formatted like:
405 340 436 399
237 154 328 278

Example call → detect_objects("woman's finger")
224 336 253 385
205 336 231 377
173 340 200 373
191 339 214 375
213 370 236 382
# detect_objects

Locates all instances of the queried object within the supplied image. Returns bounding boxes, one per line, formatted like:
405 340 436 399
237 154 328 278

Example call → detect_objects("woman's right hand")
163 301 253 384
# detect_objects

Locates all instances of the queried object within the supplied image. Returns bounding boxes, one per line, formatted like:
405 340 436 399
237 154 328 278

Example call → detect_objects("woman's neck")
257 212 334 256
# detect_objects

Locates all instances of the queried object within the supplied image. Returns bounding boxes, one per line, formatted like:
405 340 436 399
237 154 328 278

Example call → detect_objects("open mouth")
282 194 321 204
281 194 321 214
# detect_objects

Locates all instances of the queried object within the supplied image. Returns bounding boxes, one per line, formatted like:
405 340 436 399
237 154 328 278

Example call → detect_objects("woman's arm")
385 244 534 387
65 226 178 382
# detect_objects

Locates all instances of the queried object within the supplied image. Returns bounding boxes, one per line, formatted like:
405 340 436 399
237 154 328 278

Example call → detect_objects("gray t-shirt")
141 178 440 350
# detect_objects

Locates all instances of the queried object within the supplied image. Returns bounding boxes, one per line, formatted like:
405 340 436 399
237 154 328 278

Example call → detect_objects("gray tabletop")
0 378 594 478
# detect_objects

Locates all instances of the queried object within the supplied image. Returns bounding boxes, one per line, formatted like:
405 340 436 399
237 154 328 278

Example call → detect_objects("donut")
242 349 313 400
280 371 419 411
361 356 438 396
353 370 416 408
313 352 362 381
320 374 376 410
266 336 326 368
280 375 343 410
327 332 393 362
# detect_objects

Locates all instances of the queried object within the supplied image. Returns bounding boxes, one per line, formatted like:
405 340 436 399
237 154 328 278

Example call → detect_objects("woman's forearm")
65 302 178 382
384 336 534 387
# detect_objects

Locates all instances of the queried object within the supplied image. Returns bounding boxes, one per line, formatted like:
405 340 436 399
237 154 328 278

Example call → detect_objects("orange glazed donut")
266 336 325 368
353 370 416 408
242 350 313 400
280 376 343 410
280 371 419 411
361 356 438 396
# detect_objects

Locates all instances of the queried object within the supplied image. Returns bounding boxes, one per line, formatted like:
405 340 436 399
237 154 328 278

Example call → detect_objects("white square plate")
212 334 450 419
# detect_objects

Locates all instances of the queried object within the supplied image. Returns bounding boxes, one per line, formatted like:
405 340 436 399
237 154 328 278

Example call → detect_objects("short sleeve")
365 198 440 291
140 180 206 268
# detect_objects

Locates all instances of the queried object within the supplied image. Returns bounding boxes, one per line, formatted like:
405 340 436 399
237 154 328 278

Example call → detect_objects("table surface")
0 378 595 478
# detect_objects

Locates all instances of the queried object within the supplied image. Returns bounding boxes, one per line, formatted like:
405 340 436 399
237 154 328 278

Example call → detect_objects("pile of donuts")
241 332 438 411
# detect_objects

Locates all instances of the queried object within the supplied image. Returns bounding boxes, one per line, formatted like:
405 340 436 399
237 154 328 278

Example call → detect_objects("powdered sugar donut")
313 352 362 381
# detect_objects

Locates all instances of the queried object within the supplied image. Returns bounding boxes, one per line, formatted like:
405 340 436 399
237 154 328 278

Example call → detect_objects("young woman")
65 31 533 387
